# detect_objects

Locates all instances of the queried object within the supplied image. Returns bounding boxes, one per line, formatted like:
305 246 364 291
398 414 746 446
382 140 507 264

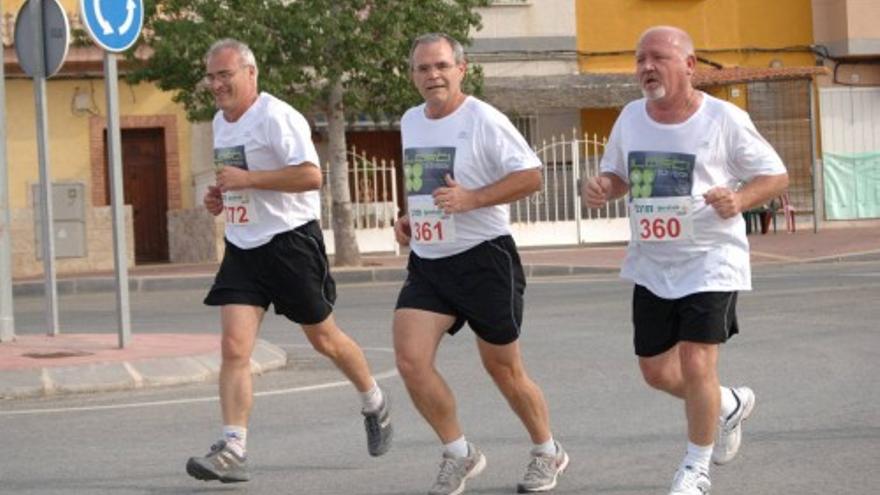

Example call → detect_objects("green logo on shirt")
405 163 424 192
403 147 455 195
628 151 695 198
629 167 656 198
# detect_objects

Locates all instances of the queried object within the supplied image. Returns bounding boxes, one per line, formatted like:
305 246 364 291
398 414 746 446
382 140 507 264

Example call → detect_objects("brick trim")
89 115 181 210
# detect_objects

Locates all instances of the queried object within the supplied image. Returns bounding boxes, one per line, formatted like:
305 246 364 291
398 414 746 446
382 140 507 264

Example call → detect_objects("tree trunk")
327 79 361 266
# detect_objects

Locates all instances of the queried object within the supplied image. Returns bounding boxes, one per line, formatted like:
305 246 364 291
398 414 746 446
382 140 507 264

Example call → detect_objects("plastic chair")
743 193 795 235
779 192 796 233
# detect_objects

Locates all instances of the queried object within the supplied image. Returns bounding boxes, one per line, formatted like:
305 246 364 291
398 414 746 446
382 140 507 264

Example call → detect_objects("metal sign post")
80 0 144 348
0 0 14 343
103 52 132 348
15 0 71 336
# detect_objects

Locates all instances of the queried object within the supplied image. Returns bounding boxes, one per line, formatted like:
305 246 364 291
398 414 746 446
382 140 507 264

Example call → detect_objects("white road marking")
0 349 398 417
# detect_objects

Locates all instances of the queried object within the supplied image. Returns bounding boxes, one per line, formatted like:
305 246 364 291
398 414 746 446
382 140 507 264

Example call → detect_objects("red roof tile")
693 66 830 86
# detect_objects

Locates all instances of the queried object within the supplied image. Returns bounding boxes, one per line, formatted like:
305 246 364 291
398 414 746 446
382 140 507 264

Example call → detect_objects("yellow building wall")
5 79 193 210
575 0 817 137
580 108 619 141
577 0 816 71
3 0 200 274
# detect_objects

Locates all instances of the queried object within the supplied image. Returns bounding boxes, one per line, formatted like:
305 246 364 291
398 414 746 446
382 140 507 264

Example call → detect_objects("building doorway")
104 128 169 263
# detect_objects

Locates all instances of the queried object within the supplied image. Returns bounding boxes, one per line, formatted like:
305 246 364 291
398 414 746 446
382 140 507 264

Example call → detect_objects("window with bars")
509 113 539 147
746 79 815 215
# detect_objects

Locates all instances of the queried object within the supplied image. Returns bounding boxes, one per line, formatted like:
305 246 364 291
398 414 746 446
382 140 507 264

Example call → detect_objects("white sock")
443 436 469 458
222 425 247 457
532 437 557 456
682 441 713 473
360 379 384 412
720 386 738 419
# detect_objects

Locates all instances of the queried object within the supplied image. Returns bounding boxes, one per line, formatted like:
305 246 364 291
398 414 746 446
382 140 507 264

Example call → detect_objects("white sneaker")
669 465 711 495
713 386 756 465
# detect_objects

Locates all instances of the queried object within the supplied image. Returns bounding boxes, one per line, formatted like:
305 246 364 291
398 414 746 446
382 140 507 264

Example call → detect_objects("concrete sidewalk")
3 223 878 400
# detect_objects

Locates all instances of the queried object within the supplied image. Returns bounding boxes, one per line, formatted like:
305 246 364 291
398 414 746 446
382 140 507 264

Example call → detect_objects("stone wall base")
167 208 223 264
11 206 134 279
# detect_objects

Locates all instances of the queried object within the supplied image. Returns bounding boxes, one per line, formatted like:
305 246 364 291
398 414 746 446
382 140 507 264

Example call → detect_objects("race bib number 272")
215 145 259 226
222 191 259 226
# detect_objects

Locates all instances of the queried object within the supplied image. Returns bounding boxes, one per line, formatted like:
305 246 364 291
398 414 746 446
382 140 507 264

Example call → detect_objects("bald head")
637 26 695 60
635 25 698 103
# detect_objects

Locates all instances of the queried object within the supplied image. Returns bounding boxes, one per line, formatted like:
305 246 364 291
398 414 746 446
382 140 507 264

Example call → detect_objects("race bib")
407 195 456 244
404 146 457 245
630 197 694 242
222 191 259 226
627 150 697 243
214 144 259 226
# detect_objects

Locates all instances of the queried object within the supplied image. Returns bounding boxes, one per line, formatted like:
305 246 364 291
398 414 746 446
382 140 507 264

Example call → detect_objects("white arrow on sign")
119 0 136 35
93 0 114 34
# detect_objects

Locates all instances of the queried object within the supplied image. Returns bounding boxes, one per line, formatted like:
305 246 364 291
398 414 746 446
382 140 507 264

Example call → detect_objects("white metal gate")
321 135 629 255
320 150 399 255
510 133 630 247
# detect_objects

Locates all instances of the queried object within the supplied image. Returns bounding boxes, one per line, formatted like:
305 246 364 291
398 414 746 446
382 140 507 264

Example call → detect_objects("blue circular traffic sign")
79 0 144 53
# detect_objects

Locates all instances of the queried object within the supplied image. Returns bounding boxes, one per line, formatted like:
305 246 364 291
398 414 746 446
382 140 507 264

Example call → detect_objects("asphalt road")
2 260 879 494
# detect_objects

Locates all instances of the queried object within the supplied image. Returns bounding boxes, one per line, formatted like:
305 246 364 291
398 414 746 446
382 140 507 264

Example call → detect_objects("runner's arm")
433 168 541 214
216 161 322 193
394 214 411 247
704 173 789 219
583 172 629 208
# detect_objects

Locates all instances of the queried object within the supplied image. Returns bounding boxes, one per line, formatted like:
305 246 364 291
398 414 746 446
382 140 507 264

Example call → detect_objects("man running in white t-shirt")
583 26 789 495
186 38 392 484
393 33 569 495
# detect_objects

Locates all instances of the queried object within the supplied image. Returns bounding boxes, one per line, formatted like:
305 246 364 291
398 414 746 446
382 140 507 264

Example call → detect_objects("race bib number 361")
630 197 694 242
408 195 455 244
404 146 457 245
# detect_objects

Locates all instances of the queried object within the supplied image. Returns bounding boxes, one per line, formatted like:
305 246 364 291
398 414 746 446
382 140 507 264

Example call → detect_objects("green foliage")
128 0 491 122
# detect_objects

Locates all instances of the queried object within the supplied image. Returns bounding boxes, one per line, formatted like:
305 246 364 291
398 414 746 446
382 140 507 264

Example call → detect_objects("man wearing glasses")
186 38 392 484
393 33 568 495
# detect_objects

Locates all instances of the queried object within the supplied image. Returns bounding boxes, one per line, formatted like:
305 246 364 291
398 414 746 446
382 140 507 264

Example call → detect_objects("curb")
11 265 618 297
0 339 287 400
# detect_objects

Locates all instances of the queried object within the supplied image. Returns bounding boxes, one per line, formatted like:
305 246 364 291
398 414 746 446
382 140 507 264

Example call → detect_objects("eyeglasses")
413 62 459 75
203 66 248 84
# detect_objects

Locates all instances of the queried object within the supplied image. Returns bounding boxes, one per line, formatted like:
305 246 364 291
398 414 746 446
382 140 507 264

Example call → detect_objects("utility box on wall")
32 182 87 259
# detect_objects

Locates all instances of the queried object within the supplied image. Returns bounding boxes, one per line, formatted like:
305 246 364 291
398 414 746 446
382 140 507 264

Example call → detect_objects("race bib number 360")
408 195 455 244
630 197 694 242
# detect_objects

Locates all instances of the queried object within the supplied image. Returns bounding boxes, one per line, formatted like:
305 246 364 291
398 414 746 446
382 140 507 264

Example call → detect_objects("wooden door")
104 128 168 263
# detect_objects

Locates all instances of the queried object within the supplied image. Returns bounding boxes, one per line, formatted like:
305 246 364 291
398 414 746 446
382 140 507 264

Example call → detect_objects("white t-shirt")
600 93 786 299
213 92 321 249
401 96 541 259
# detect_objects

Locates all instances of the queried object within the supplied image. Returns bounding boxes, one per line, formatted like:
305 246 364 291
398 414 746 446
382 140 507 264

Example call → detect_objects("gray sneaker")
362 386 393 456
517 441 570 493
185 440 250 483
428 443 487 495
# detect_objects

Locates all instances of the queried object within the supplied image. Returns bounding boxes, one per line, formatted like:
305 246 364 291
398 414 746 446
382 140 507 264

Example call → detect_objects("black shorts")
395 236 525 345
204 220 336 325
632 284 739 357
